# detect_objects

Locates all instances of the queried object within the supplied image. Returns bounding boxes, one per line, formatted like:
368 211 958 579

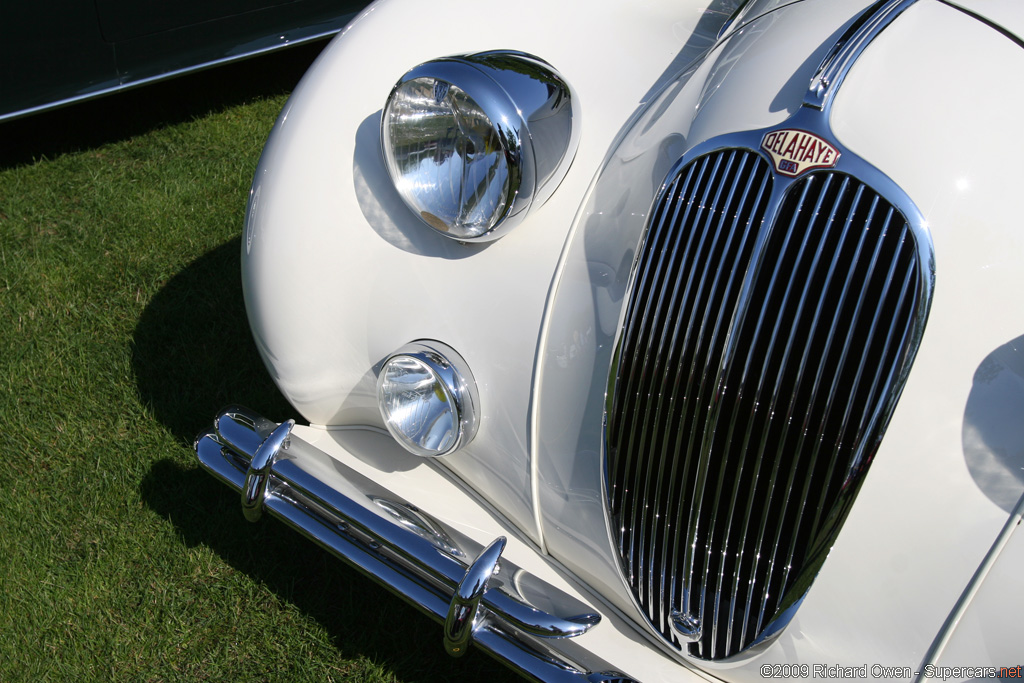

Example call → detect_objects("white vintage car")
195 0 1024 680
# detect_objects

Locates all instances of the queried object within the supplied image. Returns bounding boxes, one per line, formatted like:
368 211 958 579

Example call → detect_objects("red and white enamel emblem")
761 129 840 177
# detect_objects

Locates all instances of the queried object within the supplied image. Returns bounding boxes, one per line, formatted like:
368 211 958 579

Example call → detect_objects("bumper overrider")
194 406 637 683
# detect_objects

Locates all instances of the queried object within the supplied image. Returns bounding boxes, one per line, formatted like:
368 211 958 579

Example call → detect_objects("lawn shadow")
131 237 294 443
132 241 518 682
140 459 514 682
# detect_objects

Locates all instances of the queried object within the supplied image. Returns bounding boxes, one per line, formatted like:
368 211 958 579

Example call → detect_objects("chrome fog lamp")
377 341 479 457
382 51 579 241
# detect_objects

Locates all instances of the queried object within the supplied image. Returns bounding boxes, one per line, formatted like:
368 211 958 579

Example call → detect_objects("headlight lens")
383 78 513 238
382 52 578 242
377 342 478 457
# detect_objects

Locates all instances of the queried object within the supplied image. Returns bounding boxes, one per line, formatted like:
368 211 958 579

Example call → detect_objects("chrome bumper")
195 406 637 683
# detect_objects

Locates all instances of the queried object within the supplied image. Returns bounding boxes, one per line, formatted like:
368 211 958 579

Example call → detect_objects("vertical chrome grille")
606 148 927 660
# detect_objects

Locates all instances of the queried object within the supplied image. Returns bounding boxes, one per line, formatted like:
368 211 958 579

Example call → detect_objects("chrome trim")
669 611 702 643
376 340 479 457
371 496 465 558
716 0 805 41
196 406 627 681
919 489 1024 674
717 0 755 39
804 0 919 111
242 418 295 522
445 536 507 656
602 101 935 662
381 51 579 241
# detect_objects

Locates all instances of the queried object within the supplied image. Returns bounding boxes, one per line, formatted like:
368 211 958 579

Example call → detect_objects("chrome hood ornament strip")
805 0 920 111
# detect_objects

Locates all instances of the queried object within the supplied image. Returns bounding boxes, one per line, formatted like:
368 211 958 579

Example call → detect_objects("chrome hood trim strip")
805 0 919 110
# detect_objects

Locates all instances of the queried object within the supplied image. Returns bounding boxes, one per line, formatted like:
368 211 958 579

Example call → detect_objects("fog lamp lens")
377 342 478 457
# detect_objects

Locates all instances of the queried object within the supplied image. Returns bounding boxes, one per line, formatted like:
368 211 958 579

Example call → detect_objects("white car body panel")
539 0 1024 669
215 0 1024 678
822 1 1024 671
243 0 740 543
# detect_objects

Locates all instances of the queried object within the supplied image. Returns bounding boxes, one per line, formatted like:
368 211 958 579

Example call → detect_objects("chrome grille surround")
603 120 934 661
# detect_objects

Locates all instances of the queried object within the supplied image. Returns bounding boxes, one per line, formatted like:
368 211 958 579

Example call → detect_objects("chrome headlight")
376 341 479 457
381 51 579 241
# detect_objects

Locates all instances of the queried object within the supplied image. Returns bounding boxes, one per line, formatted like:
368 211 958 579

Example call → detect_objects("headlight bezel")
381 51 579 242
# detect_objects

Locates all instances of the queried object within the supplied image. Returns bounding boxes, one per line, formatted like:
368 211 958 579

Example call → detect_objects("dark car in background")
0 0 367 122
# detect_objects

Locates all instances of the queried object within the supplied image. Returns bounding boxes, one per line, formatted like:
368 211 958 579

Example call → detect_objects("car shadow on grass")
141 459 517 682
133 239 519 682
131 238 294 442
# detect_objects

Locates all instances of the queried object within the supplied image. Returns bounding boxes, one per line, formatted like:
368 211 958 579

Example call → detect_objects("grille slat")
755 174 865 634
797 201 892 545
649 151 755 631
685 152 762 651
812 210 905 533
706 163 771 643
652 162 716 625
612 167 690 580
717 177 817 652
663 163 772 634
680 151 746 596
606 148 928 660
678 152 757 643
765 183 869 599
625 162 706 600
702 157 768 656
733 175 838 649
643 154 741 614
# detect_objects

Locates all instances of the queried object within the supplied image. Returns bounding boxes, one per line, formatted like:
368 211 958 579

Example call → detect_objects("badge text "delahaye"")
761 129 840 177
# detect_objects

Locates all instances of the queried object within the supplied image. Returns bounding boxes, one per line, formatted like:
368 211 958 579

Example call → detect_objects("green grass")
0 45 519 683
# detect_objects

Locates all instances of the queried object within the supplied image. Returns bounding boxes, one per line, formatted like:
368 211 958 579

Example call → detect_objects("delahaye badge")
761 129 840 177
